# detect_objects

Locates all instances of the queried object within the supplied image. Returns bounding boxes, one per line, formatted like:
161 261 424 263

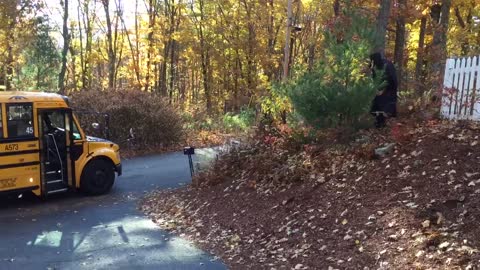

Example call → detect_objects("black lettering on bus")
4 144 19 151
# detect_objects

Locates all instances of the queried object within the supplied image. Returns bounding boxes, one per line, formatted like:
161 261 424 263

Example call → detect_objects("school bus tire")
80 158 115 195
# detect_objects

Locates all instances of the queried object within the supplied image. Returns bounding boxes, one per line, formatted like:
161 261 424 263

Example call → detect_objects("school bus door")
38 109 74 195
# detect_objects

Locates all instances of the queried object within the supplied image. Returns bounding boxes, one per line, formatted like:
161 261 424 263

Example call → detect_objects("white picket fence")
442 56 480 120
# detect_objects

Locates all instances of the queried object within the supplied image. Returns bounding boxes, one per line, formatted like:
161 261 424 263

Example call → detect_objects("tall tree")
19 16 60 91
118 0 140 85
191 0 212 112
283 0 293 81
77 0 95 90
58 0 69 94
4 6 16 90
414 16 427 84
101 0 119 89
144 0 157 92
430 0 451 93
374 0 391 54
393 0 406 91
0 0 37 90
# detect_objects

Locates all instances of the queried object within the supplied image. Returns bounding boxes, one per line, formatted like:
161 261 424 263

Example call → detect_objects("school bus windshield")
42 111 82 140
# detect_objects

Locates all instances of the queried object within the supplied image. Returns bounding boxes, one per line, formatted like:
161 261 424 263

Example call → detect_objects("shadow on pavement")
0 152 225 270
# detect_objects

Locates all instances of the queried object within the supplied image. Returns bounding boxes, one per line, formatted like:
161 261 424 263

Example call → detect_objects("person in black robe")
370 52 398 128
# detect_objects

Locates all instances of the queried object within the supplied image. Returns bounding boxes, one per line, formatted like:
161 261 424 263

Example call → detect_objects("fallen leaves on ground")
140 119 480 269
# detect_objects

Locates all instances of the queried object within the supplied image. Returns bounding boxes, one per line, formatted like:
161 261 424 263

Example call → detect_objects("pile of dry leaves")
141 119 480 269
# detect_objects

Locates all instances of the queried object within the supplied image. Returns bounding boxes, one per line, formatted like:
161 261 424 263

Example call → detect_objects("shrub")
70 89 184 149
222 108 256 133
287 7 382 129
260 83 292 125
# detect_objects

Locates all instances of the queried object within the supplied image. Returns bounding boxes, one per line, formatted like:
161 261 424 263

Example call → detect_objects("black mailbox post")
184 146 195 177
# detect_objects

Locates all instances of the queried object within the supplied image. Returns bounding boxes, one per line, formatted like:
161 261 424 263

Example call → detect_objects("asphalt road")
0 152 226 270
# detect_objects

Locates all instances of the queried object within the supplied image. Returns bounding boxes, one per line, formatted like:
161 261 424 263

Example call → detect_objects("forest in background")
0 0 478 118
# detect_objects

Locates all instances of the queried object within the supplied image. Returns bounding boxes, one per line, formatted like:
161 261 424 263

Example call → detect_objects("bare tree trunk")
169 39 176 103
393 0 406 91
58 0 69 94
168 0 181 104
282 0 293 81
145 0 156 92
102 0 116 89
307 17 319 71
454 6 472 55
159 42 168 95
266 0 275 79
119 1 140 85
430 0 451 94
69 27 78 92
235 49 242 111
2 1 17 91
241 0 256 98
81 0 94 90
135 0 141 85
187 66 196 104
200 44 211 112
191 0 211 112
77 0 85 90
333 0 340 16
5 26 14 91
415 17 426 83
374 0 391 55
112 0 122 88
114 41 123 88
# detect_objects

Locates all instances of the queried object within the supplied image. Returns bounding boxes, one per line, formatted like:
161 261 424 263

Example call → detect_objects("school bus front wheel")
0 91 122 197
80 158 116 195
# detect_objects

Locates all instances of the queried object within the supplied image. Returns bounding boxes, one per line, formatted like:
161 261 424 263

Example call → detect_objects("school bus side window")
7 104 34 138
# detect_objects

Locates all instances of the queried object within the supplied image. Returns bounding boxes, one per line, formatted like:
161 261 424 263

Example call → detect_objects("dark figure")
370 52 398 128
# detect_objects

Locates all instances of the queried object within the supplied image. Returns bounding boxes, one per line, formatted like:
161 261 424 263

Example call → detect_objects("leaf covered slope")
142 120 480 269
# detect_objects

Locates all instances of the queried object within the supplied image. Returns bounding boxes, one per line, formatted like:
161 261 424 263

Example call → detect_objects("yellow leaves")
421 7 430 16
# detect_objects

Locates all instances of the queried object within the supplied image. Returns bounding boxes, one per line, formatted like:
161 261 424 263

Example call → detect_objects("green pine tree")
17 16 60 91
288 7 383 129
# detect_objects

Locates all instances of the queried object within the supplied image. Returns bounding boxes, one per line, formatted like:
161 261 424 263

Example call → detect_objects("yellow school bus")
0 92 121 197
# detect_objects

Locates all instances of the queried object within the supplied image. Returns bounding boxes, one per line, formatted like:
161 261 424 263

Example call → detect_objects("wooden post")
282 0 293 81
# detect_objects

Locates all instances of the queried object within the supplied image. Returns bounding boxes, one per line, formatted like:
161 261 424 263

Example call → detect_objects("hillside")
141 120 480 269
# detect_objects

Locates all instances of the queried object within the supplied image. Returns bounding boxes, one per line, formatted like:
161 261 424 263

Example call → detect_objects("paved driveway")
0 152 226 270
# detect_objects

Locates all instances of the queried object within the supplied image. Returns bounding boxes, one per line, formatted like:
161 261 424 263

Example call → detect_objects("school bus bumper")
0 186 39 196
115 163 122 176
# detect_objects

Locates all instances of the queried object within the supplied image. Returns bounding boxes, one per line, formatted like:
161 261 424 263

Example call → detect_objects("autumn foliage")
144 118 480 269
1 0 477 119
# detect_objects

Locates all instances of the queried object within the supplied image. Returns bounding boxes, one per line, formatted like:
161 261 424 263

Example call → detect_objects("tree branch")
454 6 466 28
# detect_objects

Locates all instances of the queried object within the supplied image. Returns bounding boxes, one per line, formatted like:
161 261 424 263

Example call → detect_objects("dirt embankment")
141 120 480 269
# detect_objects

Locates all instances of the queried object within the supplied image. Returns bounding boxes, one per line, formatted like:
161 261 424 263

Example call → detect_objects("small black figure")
370 52 398 128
